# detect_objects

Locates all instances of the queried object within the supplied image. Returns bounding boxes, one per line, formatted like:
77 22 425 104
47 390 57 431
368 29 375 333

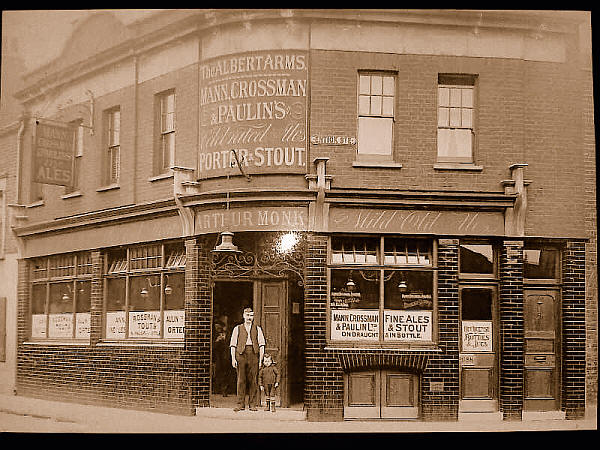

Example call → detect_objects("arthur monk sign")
33 119 76 186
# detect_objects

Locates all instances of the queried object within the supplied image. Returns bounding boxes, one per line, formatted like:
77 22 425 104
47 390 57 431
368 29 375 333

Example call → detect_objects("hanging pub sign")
32 119 76 186
198 50 308 179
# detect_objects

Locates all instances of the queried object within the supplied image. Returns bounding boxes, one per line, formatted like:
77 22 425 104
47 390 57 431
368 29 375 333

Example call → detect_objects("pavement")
0 392 597 434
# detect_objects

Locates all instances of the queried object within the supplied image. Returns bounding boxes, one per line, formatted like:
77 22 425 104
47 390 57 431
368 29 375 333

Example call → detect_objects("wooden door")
523 289 560 411
459 286 498 412
344 370 419 419
257 280 288 407
380 371 419 419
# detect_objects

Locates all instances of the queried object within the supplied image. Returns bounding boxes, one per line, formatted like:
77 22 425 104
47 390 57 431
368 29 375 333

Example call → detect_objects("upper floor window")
65 119 84 195
437 74 477 164
156 90 175 175
105 108 120 185
357 72 396 163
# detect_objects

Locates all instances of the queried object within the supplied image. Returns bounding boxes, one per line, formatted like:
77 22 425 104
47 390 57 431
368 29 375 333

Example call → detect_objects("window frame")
356 71 397 164
28 252 93 341
327 235 438 348
523 243 561 285
105 107 121 186
156 90 176 175
64 119 84 195
437 74 478 164
102 241 185 341
458 240 498 281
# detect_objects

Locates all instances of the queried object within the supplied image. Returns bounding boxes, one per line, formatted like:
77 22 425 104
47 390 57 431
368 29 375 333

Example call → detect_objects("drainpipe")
132 52 139 204
15 117 26 205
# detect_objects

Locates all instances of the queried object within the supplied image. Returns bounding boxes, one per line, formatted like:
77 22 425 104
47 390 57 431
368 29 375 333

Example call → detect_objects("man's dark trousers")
236 345 259 409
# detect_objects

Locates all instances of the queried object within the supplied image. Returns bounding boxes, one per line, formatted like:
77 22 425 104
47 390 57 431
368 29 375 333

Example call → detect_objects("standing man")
230 306 266 411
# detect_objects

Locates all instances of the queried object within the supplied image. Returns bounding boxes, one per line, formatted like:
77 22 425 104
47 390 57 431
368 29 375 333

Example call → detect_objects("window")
437 74 477 163
106 108 120 185
523 245 559 280
104 241 185 340
357 73 395 162
329 236 435 344
156 91 175 174
65 120 84 195
29 252 92 340
460 242 495 276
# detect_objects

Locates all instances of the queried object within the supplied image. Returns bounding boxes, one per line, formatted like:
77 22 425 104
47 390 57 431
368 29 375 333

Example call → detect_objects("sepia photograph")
0 8 596 434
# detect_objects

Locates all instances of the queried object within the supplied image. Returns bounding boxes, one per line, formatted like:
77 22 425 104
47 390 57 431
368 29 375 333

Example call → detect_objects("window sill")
148 172 174 183
352 161 403 168
324 343 442 352
61 191 82 200
96 183 120 192
433 163 483 171
25 200 44 208
97 340 184 348
23 340 90 346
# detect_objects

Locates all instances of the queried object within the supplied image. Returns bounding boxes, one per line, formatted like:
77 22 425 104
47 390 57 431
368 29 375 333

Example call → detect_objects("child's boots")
264 400 270 411
270 399 276 412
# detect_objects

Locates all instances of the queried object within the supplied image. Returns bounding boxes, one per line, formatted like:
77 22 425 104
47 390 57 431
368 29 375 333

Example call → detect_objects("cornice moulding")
14 198 178 237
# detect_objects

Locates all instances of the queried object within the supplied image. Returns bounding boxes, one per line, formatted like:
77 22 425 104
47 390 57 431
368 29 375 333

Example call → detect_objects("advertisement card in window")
330 309 379 341
384 310 432 341
164 310 185 339
129 310 161 338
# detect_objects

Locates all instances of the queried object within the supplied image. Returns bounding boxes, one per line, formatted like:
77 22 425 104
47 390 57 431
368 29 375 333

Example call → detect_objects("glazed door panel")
523 289 560 411
257 280 288 407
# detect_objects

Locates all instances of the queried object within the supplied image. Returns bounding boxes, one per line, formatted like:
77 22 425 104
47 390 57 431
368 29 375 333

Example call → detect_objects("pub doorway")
211 280 253 408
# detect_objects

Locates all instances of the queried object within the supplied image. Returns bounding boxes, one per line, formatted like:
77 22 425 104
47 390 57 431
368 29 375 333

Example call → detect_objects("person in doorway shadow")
229 306 265 411
212 321 230 396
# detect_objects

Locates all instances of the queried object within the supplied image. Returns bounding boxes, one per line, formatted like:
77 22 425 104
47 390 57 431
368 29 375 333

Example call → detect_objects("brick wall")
184 236 212 408
303 233 343 421
421 239 460 421
499 240 524 420
562 240 586 419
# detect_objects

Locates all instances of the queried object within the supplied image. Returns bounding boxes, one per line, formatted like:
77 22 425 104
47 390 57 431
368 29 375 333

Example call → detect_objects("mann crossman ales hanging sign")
32 119 76 186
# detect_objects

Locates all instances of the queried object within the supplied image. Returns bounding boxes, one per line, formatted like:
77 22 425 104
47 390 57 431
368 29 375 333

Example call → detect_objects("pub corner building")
0 9 596 422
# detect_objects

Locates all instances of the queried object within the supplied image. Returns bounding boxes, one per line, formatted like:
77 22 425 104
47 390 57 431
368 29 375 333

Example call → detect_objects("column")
562 240 586 419
499 240 524 420
184 237 212 409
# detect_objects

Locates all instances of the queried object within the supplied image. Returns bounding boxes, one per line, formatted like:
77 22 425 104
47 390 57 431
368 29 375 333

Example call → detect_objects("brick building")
6 9 595 421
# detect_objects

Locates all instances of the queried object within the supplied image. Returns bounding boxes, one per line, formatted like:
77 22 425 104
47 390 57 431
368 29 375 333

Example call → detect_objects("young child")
258 353 280 412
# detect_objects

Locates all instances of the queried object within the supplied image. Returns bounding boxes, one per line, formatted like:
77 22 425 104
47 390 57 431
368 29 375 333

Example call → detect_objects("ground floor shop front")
13 200 588 421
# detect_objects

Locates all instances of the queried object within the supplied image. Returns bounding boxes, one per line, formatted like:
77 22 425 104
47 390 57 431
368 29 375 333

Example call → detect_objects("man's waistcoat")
236 323 259 354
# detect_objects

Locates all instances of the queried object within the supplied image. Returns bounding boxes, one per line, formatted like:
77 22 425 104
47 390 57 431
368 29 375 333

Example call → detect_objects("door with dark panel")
459 286 498 412
257 280 288 407
523 289 560 411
